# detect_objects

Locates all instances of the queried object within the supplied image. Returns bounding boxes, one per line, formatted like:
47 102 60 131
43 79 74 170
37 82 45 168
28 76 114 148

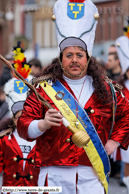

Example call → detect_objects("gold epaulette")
104 76 123 91
29 74 53 85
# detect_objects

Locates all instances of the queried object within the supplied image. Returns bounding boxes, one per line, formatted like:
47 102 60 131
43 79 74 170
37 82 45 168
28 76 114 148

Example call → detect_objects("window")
43 19 51 47
36 20 43 47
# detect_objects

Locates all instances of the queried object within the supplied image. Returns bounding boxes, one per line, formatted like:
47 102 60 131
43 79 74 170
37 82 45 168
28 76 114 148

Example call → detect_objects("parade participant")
17 0 129 194
115 26 129 193
0 101 39 194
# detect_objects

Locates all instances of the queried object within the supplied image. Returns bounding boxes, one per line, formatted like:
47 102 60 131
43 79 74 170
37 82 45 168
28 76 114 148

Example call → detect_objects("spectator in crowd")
29 58 42 77
106 48 122 81
0 51 14 120
0 86 10 120
0 51 14 87
108 44 117 54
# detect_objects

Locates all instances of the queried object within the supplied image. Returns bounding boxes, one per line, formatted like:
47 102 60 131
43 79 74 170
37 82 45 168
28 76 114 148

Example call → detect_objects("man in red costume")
17 0 129 193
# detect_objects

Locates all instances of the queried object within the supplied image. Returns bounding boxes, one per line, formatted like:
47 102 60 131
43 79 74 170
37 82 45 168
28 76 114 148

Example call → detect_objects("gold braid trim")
30 74 53 85
104 76 123 91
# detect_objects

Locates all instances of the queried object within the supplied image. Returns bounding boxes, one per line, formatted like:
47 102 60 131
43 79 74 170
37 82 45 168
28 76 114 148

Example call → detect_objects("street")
0 173 128 194
108 177 127 194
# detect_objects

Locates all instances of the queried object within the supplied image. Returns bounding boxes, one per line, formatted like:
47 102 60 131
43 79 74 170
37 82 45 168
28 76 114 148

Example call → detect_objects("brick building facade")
0 0 129 66
0 0 15 68
93 0 129 57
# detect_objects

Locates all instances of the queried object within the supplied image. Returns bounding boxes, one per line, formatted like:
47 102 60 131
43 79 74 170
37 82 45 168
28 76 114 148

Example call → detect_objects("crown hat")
53 0 99 56
115 18 129 74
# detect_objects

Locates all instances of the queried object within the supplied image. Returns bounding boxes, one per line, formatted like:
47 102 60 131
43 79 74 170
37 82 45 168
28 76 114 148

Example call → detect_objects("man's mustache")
70 63 80 68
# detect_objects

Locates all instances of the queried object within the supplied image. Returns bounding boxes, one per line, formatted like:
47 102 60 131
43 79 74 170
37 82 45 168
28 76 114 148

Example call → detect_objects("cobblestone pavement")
0 173 128 194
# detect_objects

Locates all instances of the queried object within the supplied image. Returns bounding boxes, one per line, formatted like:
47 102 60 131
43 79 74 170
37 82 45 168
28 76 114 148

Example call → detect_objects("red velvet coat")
17 79 129 168
0 134 39 186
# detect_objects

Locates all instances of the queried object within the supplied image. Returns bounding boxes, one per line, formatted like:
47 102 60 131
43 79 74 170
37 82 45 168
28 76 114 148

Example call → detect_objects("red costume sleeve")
17 86 49 140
